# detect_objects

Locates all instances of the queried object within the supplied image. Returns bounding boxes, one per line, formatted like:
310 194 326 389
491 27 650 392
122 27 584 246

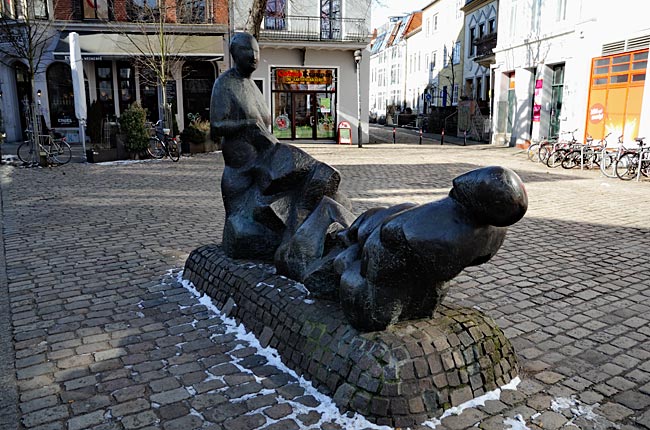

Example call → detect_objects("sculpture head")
230 32 259 77
449 166 528 227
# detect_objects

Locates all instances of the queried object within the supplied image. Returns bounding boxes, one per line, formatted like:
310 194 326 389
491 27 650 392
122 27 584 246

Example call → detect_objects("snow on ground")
167 269 528 430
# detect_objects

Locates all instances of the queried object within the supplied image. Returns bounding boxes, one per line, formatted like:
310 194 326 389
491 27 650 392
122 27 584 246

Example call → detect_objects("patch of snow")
303 299 315 304
93 159 161 166
504 414 531 430
175 271 392 430
421 377 521 428
256 282 275 288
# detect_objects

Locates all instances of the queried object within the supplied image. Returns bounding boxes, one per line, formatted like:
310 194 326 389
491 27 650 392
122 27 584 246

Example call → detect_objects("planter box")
86 149 118 163
187 139 217 154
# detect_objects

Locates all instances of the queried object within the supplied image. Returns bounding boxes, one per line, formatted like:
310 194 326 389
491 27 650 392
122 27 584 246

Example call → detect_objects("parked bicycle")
527 135 558 163
599 135 625 178
147 120 180 162
614 137 649 181
17 129 72 166
561 133 611 170
546 129 580 168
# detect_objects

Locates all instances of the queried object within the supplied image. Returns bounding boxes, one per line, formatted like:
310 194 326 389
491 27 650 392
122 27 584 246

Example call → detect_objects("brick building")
0 0 228 143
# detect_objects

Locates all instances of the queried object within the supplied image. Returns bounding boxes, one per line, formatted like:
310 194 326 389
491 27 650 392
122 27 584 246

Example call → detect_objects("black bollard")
393 127 396 144
463 129 467 146
441 128 444 145
419 127 423 145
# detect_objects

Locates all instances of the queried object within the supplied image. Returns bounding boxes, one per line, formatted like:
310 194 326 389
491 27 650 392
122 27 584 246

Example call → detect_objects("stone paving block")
67 410 106 430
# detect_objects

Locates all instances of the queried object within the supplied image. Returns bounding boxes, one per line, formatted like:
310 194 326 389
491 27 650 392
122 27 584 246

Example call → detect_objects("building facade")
0 0 228 144
422 0 465 109
491 0 650 147
232 0 370 144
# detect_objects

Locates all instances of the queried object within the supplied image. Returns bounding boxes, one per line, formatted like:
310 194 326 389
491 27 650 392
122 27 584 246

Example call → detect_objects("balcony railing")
259 15 368 43
473 32 497 59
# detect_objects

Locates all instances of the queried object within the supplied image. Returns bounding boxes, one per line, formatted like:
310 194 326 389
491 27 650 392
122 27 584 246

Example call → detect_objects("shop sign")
589 103 605 123
276 69 333 86
532 104 541 122
275 114 290 131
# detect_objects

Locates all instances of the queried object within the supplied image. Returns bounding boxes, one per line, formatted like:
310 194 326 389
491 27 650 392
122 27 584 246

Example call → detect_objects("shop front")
271 67 337 140
585 49 648 143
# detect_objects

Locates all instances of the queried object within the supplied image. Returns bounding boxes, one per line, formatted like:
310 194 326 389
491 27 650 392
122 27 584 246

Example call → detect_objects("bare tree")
104 0 207 126
245 0 266 39
0 0 66 137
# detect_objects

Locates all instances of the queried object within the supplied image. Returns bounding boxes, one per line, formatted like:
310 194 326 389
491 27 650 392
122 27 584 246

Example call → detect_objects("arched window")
47 62 78 127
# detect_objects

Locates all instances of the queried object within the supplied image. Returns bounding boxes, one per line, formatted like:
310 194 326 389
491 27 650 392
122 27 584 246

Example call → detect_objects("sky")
371 0 431 29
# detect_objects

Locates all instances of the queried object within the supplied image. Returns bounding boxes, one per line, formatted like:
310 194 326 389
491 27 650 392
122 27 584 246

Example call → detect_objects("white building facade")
492 0 650 147
422 0 465 108
404 13 429 114
232 0 371 144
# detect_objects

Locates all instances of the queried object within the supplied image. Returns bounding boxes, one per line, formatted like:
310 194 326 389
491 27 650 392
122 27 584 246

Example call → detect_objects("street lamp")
354 49 363 148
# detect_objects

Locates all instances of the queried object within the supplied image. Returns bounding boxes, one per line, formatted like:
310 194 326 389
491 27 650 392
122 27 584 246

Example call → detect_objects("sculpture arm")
212 118 260 137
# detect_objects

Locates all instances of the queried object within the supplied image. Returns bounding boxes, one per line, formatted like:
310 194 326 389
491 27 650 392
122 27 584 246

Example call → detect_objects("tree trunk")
246 0 266 39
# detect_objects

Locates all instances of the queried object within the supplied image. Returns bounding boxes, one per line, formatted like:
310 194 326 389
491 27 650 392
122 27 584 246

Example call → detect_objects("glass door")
316 92 335 139
293 93 314 139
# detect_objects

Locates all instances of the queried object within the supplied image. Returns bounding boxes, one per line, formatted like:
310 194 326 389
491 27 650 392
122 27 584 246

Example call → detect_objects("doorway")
293 92 335 139
14 62 32 139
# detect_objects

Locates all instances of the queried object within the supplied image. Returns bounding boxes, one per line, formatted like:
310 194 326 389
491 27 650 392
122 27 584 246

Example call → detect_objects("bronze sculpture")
211 33 528 332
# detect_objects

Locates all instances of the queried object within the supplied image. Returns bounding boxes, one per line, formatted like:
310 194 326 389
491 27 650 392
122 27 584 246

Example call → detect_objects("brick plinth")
183 244 519 427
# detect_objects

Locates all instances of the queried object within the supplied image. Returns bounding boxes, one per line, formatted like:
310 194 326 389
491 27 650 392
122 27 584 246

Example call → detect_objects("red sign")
589 103 605 123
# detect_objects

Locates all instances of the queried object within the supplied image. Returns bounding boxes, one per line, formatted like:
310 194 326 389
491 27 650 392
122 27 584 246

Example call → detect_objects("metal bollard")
393 127 396 144
463 130 467 146
419 127 423 145
441 128 444 145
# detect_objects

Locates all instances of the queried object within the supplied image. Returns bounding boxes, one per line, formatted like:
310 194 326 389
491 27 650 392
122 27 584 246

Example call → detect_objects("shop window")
265 0 285 30
506 72 515 134
182 61 216 127
139 68 158 122
47 63 78 128
117 62 136 114
96 61 115 118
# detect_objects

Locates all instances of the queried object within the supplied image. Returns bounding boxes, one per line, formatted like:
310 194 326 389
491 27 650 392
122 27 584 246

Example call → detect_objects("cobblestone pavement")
1 140 650 430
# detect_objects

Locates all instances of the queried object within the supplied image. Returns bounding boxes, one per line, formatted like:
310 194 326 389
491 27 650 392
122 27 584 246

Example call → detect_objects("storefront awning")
53 33 224 61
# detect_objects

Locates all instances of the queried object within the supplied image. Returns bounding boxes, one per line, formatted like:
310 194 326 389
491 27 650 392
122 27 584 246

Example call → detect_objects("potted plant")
119 102 150 158
180 116 212 153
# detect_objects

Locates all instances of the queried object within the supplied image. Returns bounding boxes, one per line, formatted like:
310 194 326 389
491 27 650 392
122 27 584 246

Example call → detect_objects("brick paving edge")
0 167 18 430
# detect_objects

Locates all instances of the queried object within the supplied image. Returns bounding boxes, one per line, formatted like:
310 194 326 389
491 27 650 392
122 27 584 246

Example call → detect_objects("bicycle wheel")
538 143 552 163
615 153 638 180
50 141 72 165
546 149 567 168
599 152 616 178
17 141 37 164
561 151 579 169
527 143 540 162
168 141 180 162
147 137 165 159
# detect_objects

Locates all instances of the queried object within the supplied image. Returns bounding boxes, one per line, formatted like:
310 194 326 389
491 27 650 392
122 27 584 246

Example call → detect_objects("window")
1 0 14 18
265 0 286 29
489 19 495 33
443 46 448 67
509 0 518 37
33 0 48 18
479 23 485 38
425 54 429 72
453 41 461 64
127 0 159 21
433 14 438 31
426 18 430 36
84 0 110 19
453 84 459 105
469 27 476 56
321 0 341 39
550 64 564 137
117 62 135 114
178 0 205 23
96 61 114 117
531 0 542 33
431 51 436 70
556 0 567 21
456 0 462 19
47 63 77 128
